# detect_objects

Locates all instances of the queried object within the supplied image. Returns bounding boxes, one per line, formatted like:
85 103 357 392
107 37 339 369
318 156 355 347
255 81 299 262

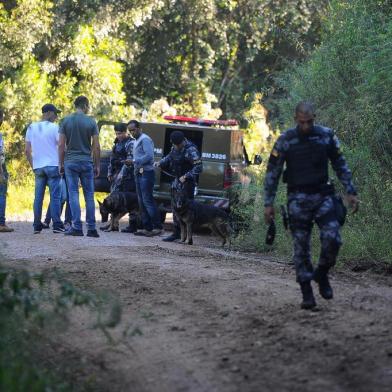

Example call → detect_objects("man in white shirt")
25 104 64 234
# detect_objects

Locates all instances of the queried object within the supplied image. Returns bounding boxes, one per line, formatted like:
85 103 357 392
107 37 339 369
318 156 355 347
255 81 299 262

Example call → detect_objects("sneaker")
64 228 84 236
33 229 41 234
42 222 50 229
53 227 66 233
87 229 100 238
162 233 180 242
0 224 14 233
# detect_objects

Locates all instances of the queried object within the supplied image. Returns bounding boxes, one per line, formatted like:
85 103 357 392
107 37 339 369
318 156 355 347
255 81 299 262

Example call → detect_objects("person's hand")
346 194 359 214
94 166 100 178
59 165 64 176
154 162 160 168
179 175 186 183
264 206 275 224
125 159 133 166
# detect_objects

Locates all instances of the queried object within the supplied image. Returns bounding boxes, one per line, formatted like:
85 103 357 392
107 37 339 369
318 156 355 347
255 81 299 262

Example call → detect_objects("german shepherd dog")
171 179 231 246
98 192 139 232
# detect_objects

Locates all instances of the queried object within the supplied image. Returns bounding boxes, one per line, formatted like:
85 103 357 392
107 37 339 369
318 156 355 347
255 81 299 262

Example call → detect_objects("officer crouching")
264 102 359 309
155 131 202 242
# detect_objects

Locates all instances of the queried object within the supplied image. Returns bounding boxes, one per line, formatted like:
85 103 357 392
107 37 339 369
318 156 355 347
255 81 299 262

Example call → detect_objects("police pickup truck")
95 116 261 217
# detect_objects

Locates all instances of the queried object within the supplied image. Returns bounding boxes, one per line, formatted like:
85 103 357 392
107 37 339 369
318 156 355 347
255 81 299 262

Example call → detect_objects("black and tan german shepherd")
171 179 231 246
98 192 139 232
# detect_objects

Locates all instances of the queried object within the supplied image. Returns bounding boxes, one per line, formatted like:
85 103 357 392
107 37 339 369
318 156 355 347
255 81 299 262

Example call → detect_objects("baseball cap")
41 103 61 114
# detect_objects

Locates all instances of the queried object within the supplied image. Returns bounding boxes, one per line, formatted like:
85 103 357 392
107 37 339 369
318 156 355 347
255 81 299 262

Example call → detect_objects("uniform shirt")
59 112 99 162
108 137 134 177
159 139 202 181
25 121 59 169
264 125 357 206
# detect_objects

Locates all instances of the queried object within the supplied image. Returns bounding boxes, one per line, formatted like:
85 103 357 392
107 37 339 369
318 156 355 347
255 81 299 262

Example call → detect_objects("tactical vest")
283 127 329 187
171 142 195 179
112 137 131 172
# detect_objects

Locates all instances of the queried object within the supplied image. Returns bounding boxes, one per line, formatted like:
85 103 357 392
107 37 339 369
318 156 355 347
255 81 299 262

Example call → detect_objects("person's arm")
92 134 101 178
157 149 173 169
25 141 33 168
0 134 4 174
58 133 66 175
263 136 286 223
182 146 203 182
328 132 359 212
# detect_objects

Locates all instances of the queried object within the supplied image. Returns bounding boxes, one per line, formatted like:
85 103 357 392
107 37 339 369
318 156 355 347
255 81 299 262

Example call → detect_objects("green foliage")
242 0 392 265
0 263 122 391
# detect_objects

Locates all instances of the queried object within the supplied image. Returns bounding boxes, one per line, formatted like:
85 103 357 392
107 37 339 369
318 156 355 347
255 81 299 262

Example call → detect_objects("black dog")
171 180 231 246
98 192 139 232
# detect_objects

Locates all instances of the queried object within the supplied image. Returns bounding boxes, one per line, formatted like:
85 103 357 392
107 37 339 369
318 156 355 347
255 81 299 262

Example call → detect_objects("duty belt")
287 183 334 195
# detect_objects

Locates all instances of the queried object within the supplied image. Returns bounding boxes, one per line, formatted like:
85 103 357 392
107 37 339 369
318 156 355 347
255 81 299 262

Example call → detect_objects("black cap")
42 103 61 114
170 131 185 145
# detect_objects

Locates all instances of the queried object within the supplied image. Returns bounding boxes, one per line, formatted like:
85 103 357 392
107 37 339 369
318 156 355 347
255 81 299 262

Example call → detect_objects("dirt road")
1 221 391 392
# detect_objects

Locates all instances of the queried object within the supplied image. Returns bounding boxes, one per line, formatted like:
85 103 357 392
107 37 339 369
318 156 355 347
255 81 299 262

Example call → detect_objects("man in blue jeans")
25 104 64 234
128 120 162 237
59 96 100 237
0 108 14 233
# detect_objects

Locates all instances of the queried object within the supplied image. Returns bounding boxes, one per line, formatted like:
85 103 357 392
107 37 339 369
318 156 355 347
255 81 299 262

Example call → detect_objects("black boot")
299 281 317 310
313 266 333 300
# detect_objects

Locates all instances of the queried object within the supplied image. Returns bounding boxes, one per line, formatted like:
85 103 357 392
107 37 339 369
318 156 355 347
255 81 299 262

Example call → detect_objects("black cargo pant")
288 192 342 283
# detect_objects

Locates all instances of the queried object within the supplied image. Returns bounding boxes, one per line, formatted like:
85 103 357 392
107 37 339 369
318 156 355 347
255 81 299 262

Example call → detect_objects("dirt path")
1 220 391 392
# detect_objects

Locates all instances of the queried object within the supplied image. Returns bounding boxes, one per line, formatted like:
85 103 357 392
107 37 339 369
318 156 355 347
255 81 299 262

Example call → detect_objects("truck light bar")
163 115 238 127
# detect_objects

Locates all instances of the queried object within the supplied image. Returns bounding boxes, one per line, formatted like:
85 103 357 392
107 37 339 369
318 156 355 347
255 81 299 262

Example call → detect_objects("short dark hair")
295 101 315 116
127 119 140 128
114 122 128 133
170 130 185 145
74 95 89 109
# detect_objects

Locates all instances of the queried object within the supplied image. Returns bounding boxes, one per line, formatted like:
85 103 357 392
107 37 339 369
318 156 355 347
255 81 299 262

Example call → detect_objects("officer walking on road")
156 131 202 242
264 102 359 309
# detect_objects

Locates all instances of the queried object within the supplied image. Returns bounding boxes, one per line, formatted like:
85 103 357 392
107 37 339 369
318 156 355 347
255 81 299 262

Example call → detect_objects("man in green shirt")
59 96 101 237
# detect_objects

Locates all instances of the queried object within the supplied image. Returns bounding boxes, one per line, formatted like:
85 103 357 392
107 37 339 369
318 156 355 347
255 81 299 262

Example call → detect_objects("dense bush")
236 0 392 265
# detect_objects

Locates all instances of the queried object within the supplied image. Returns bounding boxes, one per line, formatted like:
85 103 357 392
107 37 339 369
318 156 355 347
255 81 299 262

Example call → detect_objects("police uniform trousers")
288 192 342 283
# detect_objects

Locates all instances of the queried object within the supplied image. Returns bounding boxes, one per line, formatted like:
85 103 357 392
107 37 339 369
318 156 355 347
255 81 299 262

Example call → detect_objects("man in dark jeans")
128 120 162 237
25 104 64 234
43 176 72 230
59 96 100 237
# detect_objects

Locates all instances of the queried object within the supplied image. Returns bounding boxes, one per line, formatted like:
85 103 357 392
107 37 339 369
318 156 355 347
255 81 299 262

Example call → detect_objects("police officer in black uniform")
264 102 359 309
155 131 203 242
105 122 137 233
